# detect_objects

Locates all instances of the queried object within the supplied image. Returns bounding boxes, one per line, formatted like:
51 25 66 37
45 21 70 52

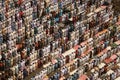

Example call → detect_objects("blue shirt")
0 35 3 44
58 2 63 9
59 10 63 16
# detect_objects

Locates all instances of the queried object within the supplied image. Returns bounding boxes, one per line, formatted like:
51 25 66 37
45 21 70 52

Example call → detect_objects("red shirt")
17 0 23 5
0 62 3 68
19 11 24 18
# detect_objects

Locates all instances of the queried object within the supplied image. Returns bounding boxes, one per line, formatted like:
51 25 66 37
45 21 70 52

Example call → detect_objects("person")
78 47 81 56
23 68 28 78
31 76 35 80
0 34 3 44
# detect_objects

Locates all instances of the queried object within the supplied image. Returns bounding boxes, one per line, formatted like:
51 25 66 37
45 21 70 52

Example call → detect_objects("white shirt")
25 2 31 10
75 39 78 46
0 54 1 60
47 45 50 53
59 48 62 54
41 2 45 9
38 73 42 79
55 40 59 48
35 74 39 80
8 78 13 80
69 55 72 61
21 60 25 71
42 48 46 56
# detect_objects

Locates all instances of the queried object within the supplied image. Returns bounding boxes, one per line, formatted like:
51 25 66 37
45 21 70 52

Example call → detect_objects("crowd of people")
0 0 120 80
